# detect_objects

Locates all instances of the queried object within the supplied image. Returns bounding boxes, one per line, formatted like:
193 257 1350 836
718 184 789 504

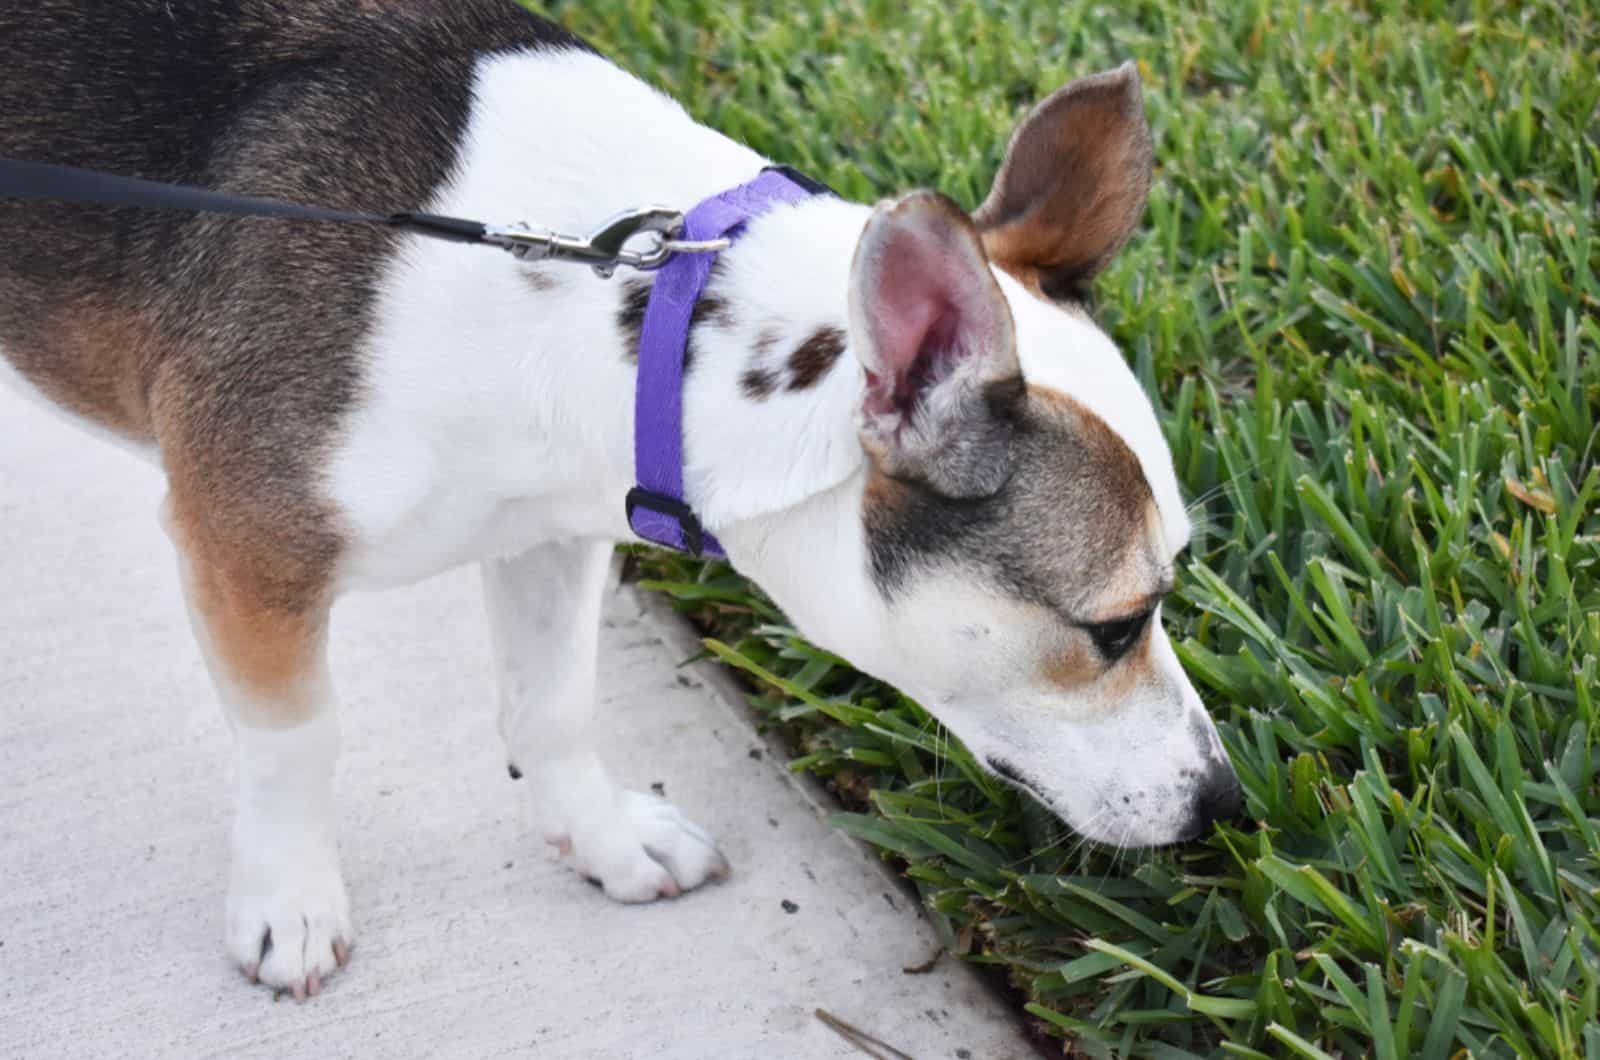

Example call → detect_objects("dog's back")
0 0 582 445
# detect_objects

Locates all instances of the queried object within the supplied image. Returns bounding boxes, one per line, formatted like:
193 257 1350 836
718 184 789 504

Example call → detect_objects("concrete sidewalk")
0 384 1035 1059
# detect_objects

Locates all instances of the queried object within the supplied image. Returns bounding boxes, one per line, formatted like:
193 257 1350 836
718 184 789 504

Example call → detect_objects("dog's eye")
1085 612 1150 662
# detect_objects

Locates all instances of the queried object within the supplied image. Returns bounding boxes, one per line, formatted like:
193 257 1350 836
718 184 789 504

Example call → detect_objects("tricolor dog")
0 0 1242 999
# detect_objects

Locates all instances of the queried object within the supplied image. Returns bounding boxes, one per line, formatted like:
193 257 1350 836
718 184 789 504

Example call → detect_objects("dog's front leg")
483 541 728 901
166 500 351 1000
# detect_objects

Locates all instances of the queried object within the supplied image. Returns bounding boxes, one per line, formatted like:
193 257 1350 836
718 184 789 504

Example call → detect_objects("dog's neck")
672 193 884 645
676 194 871 531
455 50 875 552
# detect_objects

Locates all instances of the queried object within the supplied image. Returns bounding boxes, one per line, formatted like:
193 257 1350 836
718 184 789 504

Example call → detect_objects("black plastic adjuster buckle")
761 164 840 199
626 487 707 557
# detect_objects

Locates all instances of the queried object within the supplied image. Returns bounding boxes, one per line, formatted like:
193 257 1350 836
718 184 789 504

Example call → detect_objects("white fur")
326 47 1229 867
226 717 350 993
481 540 726 900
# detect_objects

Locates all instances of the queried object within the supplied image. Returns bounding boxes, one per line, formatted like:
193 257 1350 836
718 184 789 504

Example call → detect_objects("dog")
0 0 1242 1000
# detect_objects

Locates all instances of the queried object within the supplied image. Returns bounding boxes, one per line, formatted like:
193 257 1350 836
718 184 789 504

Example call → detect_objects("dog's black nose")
1182 762 1243 840
1200 767 1243 821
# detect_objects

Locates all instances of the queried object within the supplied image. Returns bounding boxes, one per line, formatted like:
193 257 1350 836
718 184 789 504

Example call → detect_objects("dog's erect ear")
849 190 1020 499
974 62 1153 300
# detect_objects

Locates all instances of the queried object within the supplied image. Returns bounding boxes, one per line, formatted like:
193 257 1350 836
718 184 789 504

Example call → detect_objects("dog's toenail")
308 973 321 997
507 764 522 780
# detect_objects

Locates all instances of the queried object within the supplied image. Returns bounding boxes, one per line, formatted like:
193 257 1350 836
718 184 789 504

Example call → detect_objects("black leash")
0 157 833 276
0 156 491 244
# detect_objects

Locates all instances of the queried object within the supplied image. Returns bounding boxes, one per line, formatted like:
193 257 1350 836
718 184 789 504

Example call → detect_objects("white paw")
224 717 350 999
226 853 352 1000
547 789 730 904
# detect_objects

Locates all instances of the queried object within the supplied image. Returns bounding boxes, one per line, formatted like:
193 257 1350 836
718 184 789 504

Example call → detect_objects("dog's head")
736 63 1240 847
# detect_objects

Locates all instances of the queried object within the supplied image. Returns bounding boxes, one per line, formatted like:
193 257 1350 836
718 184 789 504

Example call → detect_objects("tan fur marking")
185 555 329 726
862 462 911 518
1043 635 1097 690
1043 622 1156 700
163 472 338 730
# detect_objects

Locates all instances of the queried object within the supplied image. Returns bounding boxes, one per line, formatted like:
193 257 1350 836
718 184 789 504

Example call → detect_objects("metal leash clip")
483 206 731 278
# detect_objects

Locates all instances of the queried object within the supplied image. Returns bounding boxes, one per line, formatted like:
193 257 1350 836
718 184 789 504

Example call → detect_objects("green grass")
535 0 1600 1054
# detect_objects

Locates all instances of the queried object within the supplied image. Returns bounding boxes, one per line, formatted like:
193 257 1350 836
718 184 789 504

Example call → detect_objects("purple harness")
626 166 829 557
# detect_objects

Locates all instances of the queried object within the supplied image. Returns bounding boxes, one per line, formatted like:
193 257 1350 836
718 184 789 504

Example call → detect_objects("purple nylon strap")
627 167 819 556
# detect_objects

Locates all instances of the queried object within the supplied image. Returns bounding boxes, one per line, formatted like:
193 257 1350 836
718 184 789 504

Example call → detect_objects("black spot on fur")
740 367 779 401
753 327 782 356
690 294 731 330
786 325 845 390
617 266 732 368
682 261 734 373
1037 269 1088 304
616 278 651 362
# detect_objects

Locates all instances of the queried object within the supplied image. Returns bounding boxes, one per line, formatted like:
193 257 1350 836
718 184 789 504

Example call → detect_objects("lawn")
536 0 1599 1055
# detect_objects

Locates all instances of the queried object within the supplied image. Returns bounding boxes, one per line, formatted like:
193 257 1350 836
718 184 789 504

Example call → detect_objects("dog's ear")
849 190 1020 499
974 62 1153 301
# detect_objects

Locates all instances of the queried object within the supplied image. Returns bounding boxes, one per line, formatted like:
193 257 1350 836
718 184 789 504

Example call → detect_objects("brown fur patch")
786 325 845 391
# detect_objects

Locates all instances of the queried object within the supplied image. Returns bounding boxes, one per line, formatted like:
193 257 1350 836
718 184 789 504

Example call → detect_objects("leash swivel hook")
482 206 729 278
